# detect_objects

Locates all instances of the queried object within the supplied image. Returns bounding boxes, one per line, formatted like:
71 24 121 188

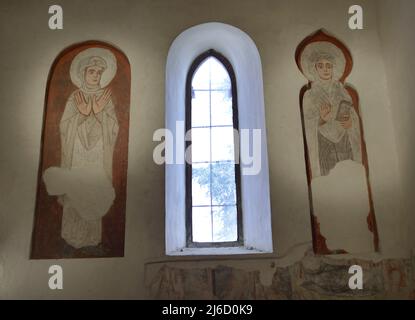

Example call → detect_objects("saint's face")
84 66 104 87
315 59 333 81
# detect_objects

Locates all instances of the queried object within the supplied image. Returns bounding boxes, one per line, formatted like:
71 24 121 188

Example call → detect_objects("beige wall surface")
0 0 407 299
378 0 415 254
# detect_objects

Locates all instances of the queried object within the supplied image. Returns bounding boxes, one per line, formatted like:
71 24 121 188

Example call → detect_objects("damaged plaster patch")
147 249 415 299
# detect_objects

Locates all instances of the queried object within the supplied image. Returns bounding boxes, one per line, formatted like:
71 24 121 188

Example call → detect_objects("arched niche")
165 22 273 255
31 41 131 259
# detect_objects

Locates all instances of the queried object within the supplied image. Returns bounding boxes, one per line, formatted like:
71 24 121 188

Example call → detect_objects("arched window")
165 22 272 255
186 50 243 247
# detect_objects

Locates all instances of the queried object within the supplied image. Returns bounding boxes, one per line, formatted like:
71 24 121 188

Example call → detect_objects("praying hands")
74 88 112 116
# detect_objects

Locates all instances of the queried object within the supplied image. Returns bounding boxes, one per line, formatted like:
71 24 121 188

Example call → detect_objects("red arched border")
30 41 131 259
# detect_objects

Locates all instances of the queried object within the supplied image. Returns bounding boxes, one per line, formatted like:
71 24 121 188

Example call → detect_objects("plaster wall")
0 0 406 299
377 0 415 253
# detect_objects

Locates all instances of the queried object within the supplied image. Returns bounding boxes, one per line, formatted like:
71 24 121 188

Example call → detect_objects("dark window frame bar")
192 160 235 164
191 124 235 129
192 88 231 91
185 49 244 248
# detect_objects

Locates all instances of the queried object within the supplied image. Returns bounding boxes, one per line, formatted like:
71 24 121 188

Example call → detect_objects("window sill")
167 246 267 256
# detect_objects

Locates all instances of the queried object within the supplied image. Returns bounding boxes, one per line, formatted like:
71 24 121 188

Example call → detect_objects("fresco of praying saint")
43 48 119 249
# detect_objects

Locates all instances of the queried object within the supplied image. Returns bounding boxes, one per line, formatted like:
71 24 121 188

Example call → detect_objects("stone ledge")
167 247 266 256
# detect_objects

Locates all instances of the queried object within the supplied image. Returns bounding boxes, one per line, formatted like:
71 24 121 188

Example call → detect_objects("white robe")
43 88 119 249
303 80 373 253
303 80 362 177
